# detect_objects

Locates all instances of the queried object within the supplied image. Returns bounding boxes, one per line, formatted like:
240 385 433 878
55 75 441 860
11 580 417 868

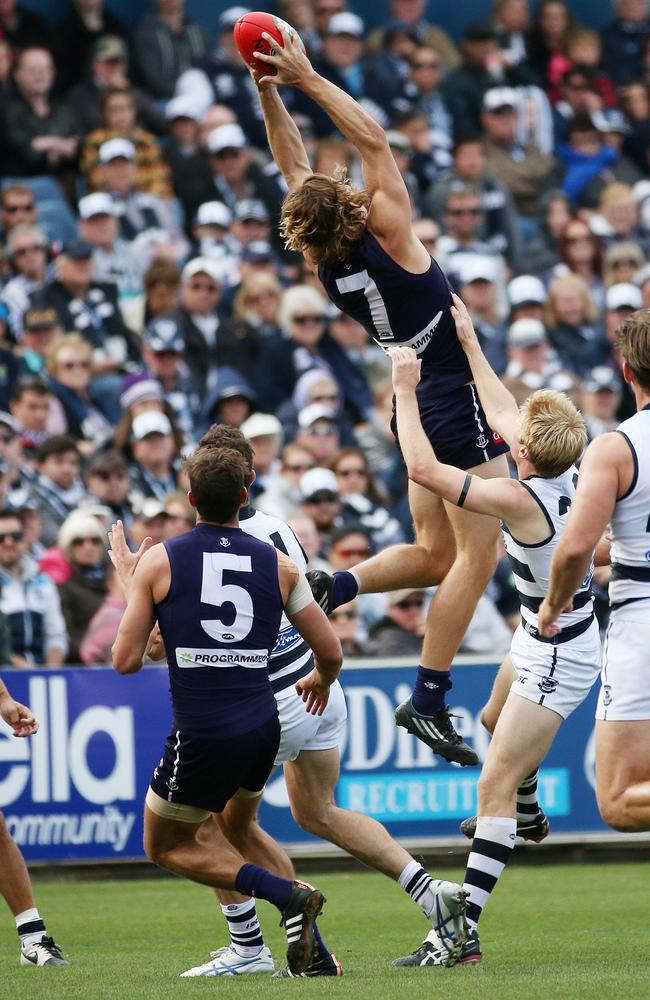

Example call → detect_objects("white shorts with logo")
274 678 347 764
596 602 650 721
509 618 601 720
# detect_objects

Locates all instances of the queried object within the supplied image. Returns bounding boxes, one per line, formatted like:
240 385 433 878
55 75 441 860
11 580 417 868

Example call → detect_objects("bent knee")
598 794 643 833
291 802 331 838
480 704 499 735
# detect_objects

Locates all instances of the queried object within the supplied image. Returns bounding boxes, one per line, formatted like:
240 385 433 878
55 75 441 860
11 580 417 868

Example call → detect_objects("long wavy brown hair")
280 166 370 267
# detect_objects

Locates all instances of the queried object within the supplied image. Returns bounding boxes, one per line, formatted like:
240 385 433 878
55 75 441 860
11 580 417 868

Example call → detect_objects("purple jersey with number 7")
319 229 471 394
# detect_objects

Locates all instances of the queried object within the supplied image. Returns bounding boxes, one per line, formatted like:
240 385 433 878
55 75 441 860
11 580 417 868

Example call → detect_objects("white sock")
221 899 264 958
398 859 436 917
16 907 46 948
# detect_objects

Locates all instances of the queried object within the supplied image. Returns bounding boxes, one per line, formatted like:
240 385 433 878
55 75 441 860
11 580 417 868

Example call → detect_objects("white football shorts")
596 602 650 721
509 617 601 719
274 678 347 764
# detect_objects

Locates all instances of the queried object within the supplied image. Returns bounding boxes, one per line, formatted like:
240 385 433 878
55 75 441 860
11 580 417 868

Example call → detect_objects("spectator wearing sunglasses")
0 507 67 667
324 522 386 632
436 184 506 282
331 446 405 550
294 405 342 467
299 466 342 555
1 224 49 336
365 588 427 657
83 449 134 533
46 334 112 452
329 601 368 657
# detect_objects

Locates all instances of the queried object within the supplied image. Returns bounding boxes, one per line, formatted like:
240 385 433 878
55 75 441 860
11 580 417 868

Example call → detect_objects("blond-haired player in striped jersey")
541 308 650 833
388 295 601 967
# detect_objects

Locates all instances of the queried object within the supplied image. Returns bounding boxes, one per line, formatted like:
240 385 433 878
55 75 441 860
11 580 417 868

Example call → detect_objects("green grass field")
1 863 648 998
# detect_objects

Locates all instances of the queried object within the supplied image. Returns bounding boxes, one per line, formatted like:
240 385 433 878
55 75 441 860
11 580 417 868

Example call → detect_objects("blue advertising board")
0 660 606 862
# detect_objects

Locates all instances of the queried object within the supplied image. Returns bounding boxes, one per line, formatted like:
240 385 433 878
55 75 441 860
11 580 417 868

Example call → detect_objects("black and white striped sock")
221 899 264 957
398 860 436 917
517 770 540 824
463 817 516 929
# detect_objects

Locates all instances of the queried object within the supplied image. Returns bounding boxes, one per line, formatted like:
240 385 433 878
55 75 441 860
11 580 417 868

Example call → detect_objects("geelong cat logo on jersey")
538 676 558 695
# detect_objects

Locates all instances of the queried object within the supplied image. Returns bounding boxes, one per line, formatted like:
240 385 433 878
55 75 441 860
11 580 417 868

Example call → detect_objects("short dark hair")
198 424 254 472
11 375 50 403
616 308 650 390
329 522 373 549
35 434 80 464
86 449 129 478
0 507 22 525
184 447 248 523
453 132 484 156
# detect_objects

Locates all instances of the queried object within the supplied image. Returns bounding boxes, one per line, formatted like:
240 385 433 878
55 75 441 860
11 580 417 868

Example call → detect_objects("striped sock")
517 770 540 824
16 908 46 948
398 860 436 918
221 899 264 958
463 817 516 928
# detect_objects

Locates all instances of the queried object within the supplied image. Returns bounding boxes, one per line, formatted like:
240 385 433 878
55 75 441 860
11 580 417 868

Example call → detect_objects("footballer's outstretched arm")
451 293 520 447
112 547 162 674
256 79 312 191
390 346 531 521
254 27 413 245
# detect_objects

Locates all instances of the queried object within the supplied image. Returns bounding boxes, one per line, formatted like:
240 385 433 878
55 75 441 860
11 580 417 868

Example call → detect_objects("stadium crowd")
0 0 644 666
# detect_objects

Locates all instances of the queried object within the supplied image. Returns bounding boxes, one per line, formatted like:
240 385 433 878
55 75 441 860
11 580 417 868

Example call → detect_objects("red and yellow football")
233 11 304 75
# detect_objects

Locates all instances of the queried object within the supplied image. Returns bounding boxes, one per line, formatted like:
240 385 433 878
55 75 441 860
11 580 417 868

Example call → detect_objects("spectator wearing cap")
15 307 63 380
363 19 420 116
581 365 623 439
256 284 372 420
78 192 144 300
128 410 180 504
83 449 134 531
600 0 650 87
46 333 112 451
456 256 508 373
232 199 272 251
481 86 560 218
278 368 357 446
80 86 173 200
191 201 234 261
365 0 459 72
299 467 342 554
66 34 165 136
131 0 207 101
1 224 50 336
26 435 87 547
1 46 81 187
169 256 259 397
164 98 213 225
114 372 185 460
294 405 342 467
130 497 171 547
197 123 283 227
28 238 139 419
331 445 404 550
141 316 200 439
440 22 504 133
423 133 521 268
0 507 67 667
604 281 643 347
545 273 609 377
57 2 127 92
365 587 427 656
240 412 282 499
311 12 367 100
507 273 546 323
199 366 257 436
174 7 273 148
94 137 187 260
56 512 109 664
503 317 557 388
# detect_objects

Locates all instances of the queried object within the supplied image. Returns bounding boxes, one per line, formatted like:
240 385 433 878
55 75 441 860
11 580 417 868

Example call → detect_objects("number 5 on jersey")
200 552 254 642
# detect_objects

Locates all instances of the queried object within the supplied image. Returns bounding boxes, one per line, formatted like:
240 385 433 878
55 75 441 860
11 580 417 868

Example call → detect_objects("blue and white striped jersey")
239 505 314 697
503 466 594 629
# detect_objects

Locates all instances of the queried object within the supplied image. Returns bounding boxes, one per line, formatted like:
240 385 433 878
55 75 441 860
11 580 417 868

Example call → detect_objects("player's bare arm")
255 27 425 268
0 679 38 737
390 346 537 526
451 294 521 447
539 432 628 635
254 77 312 191
277 550 342 715
112 545 168 674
